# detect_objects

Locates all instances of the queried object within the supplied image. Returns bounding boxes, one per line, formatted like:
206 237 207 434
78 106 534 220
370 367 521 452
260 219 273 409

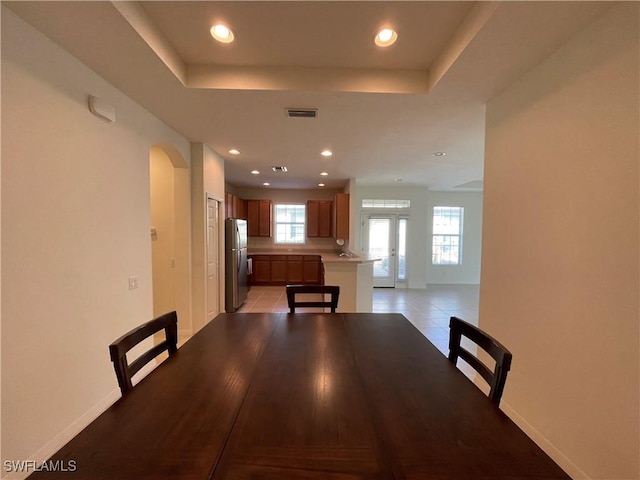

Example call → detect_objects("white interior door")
362 215 397 287
206 197 220 320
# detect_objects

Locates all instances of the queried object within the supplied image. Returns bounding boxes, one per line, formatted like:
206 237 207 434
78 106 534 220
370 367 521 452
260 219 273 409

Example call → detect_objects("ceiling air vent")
271 166 288 172
285 108 318 119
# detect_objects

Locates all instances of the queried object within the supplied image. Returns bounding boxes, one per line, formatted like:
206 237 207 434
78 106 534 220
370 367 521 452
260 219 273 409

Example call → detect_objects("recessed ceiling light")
394 178 403 182
320 150 333 157
318 183 325 187
433 152 446 157
262 182 270 186
375 28 397 47
210 24 234 43
228 149 240 155
251 170 260 175
320 172 329 176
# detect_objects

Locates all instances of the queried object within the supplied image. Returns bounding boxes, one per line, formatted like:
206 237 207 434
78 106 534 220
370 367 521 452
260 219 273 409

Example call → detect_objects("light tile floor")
237 284 480 356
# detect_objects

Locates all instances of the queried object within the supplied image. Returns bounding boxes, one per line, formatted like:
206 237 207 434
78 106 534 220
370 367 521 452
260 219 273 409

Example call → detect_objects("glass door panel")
364 216 396 287
397 217 407 281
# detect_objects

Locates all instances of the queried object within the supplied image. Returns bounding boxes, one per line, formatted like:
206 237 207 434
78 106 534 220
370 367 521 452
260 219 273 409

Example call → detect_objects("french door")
362 215 407 287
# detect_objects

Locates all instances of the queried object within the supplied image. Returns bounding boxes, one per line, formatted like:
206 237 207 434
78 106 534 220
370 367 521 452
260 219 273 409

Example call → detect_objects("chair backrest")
448 316 512 406
286 285 340 313
109 311 178 396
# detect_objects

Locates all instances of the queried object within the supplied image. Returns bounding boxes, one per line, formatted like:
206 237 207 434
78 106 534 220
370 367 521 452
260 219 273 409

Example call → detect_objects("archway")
149 144 191 334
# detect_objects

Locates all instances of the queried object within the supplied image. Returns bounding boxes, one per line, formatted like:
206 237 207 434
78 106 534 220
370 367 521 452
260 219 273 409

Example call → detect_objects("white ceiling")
5 1 613 191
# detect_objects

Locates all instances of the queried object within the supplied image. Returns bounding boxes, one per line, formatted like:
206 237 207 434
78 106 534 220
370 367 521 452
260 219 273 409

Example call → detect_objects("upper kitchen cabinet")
332 193 350 241
307 200 333 238
235 195 247 220
225 192 247 220
247 199 272 237
225 192 233 219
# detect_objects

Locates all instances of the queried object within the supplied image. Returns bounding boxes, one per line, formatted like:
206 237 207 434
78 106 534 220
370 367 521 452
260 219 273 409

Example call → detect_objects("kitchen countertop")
248 249 380 264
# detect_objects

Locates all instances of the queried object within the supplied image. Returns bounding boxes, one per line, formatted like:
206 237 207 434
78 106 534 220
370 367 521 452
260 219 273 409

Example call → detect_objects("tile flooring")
237 284 480 357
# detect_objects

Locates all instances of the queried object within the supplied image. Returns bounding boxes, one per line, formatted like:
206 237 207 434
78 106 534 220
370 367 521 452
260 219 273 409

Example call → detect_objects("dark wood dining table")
29 312 570 479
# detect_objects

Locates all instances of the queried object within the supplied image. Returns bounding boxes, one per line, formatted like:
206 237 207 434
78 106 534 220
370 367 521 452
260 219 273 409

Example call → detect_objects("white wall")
481 4 639 479
353 185 482 288
191 143 225 333
1 7 191 475
426 191 483 284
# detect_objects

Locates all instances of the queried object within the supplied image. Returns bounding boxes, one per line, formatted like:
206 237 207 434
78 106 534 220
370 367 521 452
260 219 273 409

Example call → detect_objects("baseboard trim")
178 328 193 346
501 402 589 479
1 361 164 480
1 390 120 480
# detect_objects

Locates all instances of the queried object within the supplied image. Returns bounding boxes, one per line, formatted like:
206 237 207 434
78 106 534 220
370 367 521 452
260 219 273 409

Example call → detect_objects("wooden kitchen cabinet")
248 254 322 286
247 200 272 237
234 195 247 219
303 255 322 284
247 200 258 231
258 200 271 236
225 192 234 219
332 193 350 240
307 200 333 238
287 256 304 283
251 256 271 284
225 192 248 220
270 256 287 283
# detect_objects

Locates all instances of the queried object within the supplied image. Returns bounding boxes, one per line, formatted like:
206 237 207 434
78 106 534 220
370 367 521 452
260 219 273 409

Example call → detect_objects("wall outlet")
128 276 139 290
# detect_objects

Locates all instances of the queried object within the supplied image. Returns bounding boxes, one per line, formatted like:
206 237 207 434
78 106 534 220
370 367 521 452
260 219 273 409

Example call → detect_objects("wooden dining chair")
448 316 512 406
109 311 178 396
286 285 340 313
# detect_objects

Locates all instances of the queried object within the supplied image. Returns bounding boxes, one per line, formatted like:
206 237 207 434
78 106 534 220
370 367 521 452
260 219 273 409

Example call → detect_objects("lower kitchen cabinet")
248 254 322 286
288 257 304 283
270 256 287 283
302 256 322 284
251 256 271 284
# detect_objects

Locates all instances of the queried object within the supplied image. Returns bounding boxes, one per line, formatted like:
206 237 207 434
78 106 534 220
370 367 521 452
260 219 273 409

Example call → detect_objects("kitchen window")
432 206 464 265
274 204 305 244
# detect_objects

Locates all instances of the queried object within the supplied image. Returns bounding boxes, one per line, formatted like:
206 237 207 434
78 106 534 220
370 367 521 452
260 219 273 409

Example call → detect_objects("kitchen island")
321 251 379 312
247 250 379 312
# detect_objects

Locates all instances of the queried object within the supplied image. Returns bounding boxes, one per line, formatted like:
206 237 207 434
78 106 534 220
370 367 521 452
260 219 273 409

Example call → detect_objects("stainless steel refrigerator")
225 218 249 312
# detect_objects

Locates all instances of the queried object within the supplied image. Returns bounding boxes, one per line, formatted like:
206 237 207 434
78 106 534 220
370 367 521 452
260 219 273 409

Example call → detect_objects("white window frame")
362 199 410 209
432 206 464 265
274 203 306 245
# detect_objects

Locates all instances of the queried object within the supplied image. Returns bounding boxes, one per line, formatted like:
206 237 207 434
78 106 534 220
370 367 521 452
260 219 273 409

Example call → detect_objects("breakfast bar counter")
248 250 380 311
